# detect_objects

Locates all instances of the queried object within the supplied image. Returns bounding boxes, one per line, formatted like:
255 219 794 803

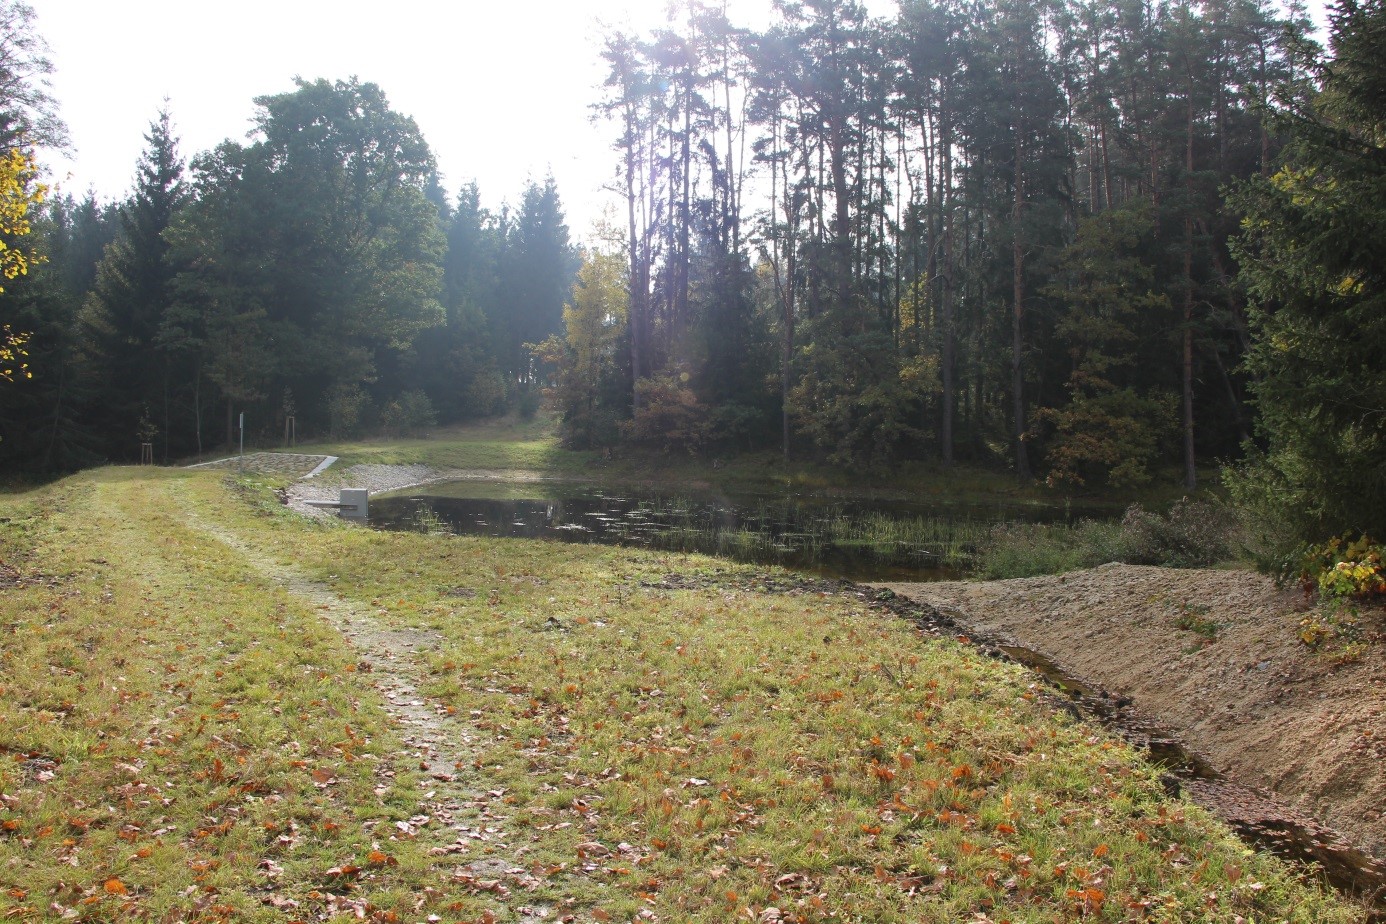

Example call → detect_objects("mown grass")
0 467 1356 921
294 416 591 474
0 469 487 922
293 542 1337 921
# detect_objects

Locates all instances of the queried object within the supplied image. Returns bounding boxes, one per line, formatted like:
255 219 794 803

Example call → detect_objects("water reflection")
370 483 1101 581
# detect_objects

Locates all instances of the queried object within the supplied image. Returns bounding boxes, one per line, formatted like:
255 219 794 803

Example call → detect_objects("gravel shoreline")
283 462 583 518
285 463 466 517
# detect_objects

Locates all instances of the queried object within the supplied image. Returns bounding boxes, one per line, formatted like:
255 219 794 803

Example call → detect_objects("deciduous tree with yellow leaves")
0 144 43 383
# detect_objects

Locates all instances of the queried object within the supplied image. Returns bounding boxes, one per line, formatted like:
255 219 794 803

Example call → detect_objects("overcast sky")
32 0 1324 239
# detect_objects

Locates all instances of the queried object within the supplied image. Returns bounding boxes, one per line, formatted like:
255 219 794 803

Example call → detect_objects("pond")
368 479 1106 581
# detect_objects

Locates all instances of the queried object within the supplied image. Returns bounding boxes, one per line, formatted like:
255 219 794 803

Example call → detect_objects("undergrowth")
974 499 1240 579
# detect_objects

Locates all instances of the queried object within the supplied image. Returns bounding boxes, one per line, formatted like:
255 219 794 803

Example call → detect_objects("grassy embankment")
1 464 1340 923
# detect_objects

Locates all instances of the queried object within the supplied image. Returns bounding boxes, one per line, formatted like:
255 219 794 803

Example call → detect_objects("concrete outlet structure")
339 488 369 520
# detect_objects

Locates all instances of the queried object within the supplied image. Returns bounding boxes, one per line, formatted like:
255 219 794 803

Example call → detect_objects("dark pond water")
368 481 1105 581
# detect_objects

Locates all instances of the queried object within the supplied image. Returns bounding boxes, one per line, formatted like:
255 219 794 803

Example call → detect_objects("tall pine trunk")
1182 87 1197 491
624 115 644 413
940 113 956 469
1011 68 1031 482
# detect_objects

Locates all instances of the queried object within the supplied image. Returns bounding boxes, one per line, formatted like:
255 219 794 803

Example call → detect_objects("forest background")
0 0 1381 547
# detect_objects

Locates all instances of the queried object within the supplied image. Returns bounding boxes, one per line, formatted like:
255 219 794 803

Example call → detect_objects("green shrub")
379 390 437 438
1291 533 1386 599
462 369 508 418
1119 498 1239 567
786 332 935 471
1286 535 1383 655
326 383 369 438
517 383 541 420
623 373 709 454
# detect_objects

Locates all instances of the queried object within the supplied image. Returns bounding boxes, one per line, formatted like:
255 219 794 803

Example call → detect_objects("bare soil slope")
881 564 1386 857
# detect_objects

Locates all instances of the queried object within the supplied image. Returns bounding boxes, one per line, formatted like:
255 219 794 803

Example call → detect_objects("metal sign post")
238 412 244 469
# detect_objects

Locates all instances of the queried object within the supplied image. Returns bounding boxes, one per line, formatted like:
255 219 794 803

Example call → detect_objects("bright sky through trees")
32 0 902 235
31 0 1328 235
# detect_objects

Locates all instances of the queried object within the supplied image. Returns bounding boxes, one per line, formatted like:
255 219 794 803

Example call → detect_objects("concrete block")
339 488 369 520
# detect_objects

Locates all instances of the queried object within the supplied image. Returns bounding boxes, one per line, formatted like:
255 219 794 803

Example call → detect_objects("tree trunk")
940 112 956 469
194 363 202 460
162 359 170 464
829 118 852 319
1012 108 1031 482
624 107 644 412
1183 90 1197 491
1211 347 1250 445
43 356 65 470
1100 119 1115 208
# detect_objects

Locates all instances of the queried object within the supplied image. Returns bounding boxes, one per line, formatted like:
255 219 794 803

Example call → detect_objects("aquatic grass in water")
408 501 453 536
974 500 1242 578
620 495 975 573
634 498 985 575
822 511 989 568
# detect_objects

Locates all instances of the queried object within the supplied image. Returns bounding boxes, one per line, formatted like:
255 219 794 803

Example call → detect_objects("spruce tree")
492 176 578 386
1231 0 1386 539
83 108 187 460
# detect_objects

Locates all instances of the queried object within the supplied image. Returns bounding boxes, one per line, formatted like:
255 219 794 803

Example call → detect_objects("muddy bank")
878 564 1386 859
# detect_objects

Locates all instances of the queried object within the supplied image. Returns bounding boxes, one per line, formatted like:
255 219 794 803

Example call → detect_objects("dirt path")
879 564 1386 859
182 500 550 922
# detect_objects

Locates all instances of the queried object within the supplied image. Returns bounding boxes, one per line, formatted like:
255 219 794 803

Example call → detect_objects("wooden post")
284 415 296 448
140 442 154 465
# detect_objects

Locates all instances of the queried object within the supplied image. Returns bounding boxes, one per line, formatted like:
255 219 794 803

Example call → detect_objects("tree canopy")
0 0 1381 559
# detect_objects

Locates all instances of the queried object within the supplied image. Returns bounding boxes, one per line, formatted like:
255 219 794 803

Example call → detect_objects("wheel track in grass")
176 485 555 923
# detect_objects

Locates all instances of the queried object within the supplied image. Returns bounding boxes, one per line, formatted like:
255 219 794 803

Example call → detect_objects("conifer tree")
83 108 187 459
492 176 578 386
1231 0 1386 538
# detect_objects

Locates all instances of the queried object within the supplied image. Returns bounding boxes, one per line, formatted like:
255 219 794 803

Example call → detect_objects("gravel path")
184 496 552 923
285 464 460 518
